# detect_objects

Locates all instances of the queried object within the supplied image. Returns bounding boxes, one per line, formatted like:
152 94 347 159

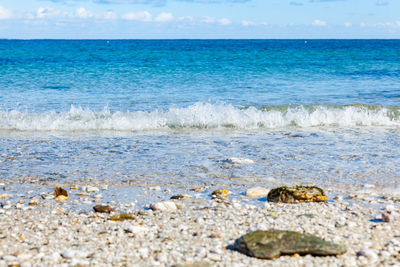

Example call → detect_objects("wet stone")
93 205 115 213
170 194 192 201
211 189 229 200
267 186 328 203
233 230 346 259
54 187 68 197
109 213 136 221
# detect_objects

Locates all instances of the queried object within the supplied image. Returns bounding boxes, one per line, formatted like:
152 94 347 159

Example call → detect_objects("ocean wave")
0 103 399 132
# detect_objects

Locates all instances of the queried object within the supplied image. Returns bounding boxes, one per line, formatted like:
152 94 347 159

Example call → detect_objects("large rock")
267 186 328 203
234 230 346 259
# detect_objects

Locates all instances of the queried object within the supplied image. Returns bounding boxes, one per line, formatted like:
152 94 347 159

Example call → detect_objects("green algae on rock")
267 186 328 203
234 230 346 259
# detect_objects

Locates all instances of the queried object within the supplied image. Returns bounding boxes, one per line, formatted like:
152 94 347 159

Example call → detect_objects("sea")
0 39 399 196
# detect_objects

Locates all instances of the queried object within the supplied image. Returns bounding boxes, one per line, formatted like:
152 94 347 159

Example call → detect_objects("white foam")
0 103 398 132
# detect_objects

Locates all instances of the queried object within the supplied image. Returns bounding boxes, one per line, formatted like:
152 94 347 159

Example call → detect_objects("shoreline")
0 182 399 266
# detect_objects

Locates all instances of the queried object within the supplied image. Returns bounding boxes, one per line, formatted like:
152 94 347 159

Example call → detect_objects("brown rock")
93 205 115 213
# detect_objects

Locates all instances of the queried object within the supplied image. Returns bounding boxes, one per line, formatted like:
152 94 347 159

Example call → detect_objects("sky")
0 0 399 39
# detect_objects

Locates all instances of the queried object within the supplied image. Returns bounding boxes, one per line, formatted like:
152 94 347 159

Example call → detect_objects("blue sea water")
0 40 399 191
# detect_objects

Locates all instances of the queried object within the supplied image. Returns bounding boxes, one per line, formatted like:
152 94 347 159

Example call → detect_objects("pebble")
225 157 255 164
83 186 100 193
357 248 378 261
125 225 150 235
151 201 177 211
61 249 90 259
245 187 269 198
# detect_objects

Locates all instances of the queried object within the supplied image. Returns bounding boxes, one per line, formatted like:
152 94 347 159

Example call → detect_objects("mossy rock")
234 230 346 259
267 186 328 203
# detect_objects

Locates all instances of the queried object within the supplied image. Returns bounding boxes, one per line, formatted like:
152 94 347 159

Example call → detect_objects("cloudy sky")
0 0 399 38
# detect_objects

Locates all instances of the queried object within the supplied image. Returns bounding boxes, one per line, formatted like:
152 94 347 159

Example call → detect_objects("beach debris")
54 187 68 197
93 205 114 213
70 185 79 190
224 157 255 164
170 194 192 200
0 193 9 199
55 195 71 202
246 187 269 198
151 200 177 211
267 186 328 203
212 189 229 200
109 213 136 221
233 230 346 259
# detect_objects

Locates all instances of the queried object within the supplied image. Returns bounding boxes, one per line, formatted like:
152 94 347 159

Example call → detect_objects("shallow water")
0 40 400 192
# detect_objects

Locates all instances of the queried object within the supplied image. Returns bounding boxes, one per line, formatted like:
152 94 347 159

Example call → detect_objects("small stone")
61 249 90 259
357 248 378 261
54 195 71 202
151 201 177 211
246 187 269 198
170 194 192 200
172 262 211 267
224 157 255 164
191 188 204 192
54 187 68 197
124 225 149 235
267 186 328 203
385 205 396 212
83 186 100 193
93 194 103 199
211 189 229 200
109 213 136 221
233 230 346 259
93 205 114 213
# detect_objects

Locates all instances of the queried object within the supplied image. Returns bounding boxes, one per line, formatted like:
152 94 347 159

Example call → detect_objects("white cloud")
344 22 352 27
201 16 216 24
101 11 117 19
218 18 231 25
122 11 152 21
177 16 194 22
0 6 13 20
359 21 400 28
241 20 255 27
36 7 61 19
312 19 327 27
154 12 174 22
75 7 93 19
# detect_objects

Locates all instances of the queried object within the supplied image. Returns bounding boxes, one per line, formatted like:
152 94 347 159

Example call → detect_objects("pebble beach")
1 182 399 267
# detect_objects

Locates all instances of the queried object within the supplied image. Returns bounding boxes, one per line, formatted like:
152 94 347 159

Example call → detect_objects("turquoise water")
0 40 399 191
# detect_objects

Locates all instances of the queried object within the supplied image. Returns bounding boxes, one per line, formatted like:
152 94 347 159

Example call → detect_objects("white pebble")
150 201 177 211
83 186 100 193
245 187 269 198
125 226 149 235
357 248 378 261
61 249 90 259
225 157 255 164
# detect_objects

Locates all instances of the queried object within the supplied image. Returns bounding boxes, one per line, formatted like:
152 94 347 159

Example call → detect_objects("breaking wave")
0 103 399 132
